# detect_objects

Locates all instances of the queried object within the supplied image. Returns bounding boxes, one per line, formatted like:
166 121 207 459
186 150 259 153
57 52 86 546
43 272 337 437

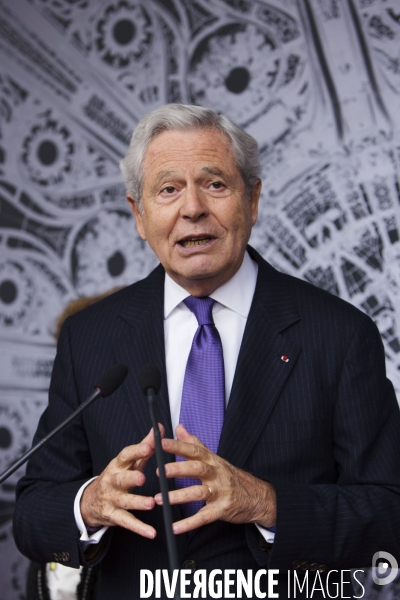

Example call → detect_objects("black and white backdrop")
1 0 400 597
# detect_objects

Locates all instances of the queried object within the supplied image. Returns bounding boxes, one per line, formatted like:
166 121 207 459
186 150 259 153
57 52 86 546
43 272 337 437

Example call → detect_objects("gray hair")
120 104 261 209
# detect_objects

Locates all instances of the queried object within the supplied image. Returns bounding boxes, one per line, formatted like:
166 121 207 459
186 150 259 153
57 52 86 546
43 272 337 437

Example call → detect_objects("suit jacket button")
309 563 319 572
182 560 196 573
292 560 302 570
52 552 70 563
319 564 328 573
301 561 310 571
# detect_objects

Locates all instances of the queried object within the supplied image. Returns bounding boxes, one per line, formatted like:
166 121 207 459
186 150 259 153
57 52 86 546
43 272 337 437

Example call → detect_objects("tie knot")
184 296 215 326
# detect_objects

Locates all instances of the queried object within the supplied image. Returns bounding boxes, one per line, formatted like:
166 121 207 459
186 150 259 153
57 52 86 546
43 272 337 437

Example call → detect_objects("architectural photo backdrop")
1 0 400 597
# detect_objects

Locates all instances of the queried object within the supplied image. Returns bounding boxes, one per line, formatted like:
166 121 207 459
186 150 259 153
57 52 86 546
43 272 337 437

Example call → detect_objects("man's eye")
162 186 176 194
211 181 224 189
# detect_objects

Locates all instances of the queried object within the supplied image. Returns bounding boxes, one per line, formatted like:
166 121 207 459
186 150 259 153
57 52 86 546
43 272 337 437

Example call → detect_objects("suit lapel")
218 249 302 468
112 264 174 442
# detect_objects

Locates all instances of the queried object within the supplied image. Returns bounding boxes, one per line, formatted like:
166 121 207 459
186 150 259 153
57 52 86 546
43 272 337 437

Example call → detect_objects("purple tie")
176 296 225 516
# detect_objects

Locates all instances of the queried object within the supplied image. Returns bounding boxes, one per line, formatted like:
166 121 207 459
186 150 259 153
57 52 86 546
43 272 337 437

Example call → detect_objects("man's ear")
127 195 147 241
250 179 262 226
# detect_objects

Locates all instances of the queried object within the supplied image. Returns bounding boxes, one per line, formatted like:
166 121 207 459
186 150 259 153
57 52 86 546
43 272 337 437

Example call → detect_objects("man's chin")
167 259 234 295
172 253 219 275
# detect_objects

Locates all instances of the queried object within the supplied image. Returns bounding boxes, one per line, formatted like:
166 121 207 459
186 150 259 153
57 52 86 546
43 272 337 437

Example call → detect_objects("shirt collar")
164 251 258 319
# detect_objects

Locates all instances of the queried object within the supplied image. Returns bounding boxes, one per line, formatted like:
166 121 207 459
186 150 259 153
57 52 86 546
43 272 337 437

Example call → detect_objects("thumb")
175 423 207 448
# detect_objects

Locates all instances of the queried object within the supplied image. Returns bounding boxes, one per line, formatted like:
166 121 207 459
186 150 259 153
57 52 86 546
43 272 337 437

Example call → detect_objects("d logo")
372 551 398 586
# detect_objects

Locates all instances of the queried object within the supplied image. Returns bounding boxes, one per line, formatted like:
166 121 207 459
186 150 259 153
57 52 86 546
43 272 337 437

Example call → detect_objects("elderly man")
14 104 400 599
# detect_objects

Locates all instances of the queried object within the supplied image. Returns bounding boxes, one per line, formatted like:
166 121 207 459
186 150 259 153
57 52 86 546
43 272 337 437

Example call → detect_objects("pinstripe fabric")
13 246 400 599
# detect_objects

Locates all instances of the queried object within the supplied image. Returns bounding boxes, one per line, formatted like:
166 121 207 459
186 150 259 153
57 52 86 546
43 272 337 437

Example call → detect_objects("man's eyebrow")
154 170 178 186
150 170 179 193
201 167 225 177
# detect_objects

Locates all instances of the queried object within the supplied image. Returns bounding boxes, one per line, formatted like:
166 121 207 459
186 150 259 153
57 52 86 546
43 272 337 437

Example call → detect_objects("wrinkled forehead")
141 127 239 181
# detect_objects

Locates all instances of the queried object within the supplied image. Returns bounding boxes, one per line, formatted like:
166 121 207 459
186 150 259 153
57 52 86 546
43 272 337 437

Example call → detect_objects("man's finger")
154 484 210 506
162 459 212 480
113 469 147 490
116 491 155 511
117 425 165 468
116 442 153 468
149 423 165 442
162 438 211 462
172 506 218 535
175 423 205 446
133 424 166 471
110 508 157 539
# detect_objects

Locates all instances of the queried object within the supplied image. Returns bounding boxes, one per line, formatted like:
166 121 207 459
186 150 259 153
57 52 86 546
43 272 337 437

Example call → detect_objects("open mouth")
178 237 213 248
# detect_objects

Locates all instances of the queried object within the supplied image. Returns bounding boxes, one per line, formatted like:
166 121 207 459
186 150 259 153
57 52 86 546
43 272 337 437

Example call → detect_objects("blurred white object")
46 563 82 600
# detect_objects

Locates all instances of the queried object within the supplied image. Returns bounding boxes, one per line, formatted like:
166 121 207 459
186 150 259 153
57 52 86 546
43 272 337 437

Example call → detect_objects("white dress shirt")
165 250 257 432
76 251 275 545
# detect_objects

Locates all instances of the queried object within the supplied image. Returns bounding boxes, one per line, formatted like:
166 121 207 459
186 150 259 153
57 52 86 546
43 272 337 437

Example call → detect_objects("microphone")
139 363 180 580
95 363 129 397
139 362 162 397
0 364 128 485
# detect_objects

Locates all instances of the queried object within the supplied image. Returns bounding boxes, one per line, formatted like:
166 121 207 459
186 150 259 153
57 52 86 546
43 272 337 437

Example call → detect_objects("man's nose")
180 185 208 220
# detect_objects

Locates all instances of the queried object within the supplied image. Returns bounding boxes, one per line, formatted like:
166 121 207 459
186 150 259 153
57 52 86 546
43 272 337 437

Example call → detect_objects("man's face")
128 127 261 295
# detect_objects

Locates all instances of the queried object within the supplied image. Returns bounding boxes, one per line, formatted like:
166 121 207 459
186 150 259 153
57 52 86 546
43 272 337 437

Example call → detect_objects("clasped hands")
81 424 276 539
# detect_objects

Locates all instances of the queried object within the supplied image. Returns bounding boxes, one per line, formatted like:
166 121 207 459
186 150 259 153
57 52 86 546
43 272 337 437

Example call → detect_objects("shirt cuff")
255 523 275 544
74 477 109 547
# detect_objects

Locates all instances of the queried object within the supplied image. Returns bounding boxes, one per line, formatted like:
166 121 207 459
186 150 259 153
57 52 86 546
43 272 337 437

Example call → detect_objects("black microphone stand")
148 388 181 593
0 363 128 485
0 388 101 485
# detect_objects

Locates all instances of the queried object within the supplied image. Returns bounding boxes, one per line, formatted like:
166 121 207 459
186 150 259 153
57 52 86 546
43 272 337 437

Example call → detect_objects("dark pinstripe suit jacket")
14 247 400 599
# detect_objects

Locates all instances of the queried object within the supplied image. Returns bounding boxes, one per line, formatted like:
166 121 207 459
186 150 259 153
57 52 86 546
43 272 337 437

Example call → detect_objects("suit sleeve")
252 315 400 570
13 320 111 568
